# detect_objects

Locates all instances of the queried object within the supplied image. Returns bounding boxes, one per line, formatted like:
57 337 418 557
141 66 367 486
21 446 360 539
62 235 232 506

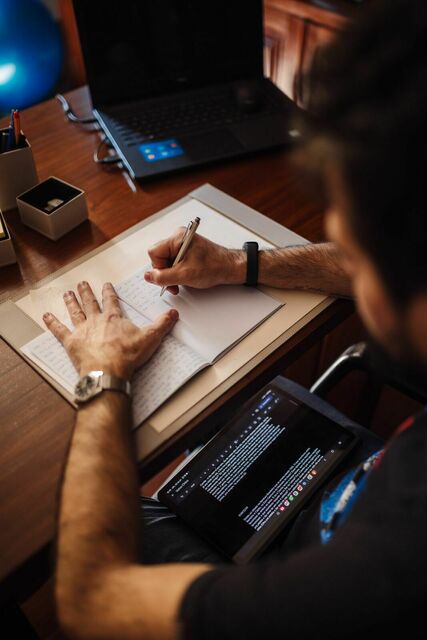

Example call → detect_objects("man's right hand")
144 227 246 294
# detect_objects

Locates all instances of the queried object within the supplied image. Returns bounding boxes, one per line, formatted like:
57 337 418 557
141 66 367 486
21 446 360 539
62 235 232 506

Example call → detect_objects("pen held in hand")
160 216 200 297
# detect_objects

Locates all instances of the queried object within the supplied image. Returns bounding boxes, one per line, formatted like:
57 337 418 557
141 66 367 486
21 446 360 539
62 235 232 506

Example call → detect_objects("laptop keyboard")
106 87 285 147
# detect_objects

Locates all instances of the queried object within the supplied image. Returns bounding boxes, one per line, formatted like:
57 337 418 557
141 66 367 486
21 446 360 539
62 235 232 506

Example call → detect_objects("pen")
160 216 201 297
13 110 21 146
6 124 15 151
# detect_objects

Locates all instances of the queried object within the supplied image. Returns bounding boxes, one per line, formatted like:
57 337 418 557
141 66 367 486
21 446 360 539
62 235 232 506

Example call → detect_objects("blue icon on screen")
139 138 184 162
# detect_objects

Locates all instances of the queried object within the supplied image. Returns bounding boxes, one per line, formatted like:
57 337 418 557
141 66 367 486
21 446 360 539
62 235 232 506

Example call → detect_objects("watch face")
75 371 103 402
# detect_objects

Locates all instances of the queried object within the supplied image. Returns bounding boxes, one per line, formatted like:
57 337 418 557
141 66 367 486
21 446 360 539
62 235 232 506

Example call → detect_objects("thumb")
145 267 183 287
151 308 179 339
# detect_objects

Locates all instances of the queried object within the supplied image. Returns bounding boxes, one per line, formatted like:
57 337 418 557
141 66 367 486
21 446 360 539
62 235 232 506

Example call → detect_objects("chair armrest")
310 342 427 404
310 342 368 398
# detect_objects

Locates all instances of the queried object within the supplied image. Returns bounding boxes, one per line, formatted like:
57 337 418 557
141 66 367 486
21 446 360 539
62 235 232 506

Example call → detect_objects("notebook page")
21 301 208 428
116 267 283 363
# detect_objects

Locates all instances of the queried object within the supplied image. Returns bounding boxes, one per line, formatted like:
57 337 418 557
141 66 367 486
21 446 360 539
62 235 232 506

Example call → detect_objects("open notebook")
21 268 282 428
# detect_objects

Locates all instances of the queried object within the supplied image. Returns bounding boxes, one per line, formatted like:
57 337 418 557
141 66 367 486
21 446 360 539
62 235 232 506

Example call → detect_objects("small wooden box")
0 210 17 266
16 177 88 241
0 130 38 211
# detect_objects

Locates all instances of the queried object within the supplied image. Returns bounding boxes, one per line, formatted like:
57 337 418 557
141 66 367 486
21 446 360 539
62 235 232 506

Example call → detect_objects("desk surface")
0 86 351 591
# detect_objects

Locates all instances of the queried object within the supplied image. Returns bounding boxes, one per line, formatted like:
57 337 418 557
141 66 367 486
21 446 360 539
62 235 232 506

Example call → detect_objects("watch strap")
101 374 132 397
243 241 259 286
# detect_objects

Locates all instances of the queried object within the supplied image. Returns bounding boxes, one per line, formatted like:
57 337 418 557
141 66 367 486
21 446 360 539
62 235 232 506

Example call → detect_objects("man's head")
302 0 427 369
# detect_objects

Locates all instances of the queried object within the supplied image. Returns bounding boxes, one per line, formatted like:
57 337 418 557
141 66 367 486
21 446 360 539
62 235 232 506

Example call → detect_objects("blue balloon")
0 0 63 112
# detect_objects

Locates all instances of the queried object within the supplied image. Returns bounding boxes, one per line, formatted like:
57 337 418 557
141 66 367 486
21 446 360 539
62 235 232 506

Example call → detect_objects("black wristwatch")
242 241 259 286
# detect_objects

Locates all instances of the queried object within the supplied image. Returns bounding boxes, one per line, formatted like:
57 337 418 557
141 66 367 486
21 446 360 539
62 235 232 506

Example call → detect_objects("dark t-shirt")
179 410 427 639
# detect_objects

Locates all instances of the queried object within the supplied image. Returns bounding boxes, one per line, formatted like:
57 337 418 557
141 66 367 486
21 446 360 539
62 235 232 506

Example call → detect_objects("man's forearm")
259 242 352 297
55 393 139 619
230 242 352 298
55 390 211 640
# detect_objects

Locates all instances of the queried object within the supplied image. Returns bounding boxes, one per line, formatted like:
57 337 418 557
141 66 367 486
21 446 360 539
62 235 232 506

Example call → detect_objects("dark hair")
300 0 427 306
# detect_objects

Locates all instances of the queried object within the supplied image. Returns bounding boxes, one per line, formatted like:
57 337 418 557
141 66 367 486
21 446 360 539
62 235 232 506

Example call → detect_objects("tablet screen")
159 377 358 564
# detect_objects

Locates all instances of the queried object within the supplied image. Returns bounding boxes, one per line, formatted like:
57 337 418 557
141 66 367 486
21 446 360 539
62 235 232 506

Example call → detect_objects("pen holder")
16 176 88 240
0 129 38 212
0 210 17 266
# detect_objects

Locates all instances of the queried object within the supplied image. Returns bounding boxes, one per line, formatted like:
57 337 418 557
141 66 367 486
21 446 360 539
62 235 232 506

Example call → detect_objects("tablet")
158 377 359 564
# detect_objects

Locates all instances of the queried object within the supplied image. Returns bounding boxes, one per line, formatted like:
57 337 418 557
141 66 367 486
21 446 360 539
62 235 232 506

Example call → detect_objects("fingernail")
43 312 51 320
78 281 88 288
144 271 152 282
169 309 179 320
63 290 73 298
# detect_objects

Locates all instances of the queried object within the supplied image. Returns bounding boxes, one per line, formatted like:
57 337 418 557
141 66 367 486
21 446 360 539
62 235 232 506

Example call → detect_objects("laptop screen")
72 0 264 107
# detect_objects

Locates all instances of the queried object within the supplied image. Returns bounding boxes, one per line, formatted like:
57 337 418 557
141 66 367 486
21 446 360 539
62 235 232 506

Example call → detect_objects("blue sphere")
0 0 63 112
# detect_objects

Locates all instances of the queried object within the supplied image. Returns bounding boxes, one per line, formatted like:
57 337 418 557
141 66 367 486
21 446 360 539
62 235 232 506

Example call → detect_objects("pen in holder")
0 128 38 212
0 209 17 266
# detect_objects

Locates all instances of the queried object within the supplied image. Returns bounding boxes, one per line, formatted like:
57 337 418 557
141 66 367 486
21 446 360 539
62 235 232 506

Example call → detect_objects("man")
46 1 427 638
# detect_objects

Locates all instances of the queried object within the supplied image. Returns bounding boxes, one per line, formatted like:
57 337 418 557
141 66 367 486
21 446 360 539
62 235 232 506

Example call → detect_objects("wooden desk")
0 86 352 596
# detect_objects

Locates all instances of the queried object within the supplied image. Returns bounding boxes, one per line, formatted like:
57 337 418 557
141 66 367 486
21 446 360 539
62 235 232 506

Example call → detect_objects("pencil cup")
16 177 88 241
0 210 17 266
0 129 38 212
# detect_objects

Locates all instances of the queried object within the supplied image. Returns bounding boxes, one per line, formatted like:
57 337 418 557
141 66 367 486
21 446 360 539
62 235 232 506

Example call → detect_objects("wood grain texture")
0 86 349 590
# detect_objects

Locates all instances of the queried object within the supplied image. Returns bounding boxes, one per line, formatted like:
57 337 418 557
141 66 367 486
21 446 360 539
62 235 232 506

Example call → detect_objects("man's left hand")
43 280 178 379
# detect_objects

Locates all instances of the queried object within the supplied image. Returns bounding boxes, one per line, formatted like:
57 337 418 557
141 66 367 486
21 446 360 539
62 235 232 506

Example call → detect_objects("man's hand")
144 228 246 294
43 280 178 379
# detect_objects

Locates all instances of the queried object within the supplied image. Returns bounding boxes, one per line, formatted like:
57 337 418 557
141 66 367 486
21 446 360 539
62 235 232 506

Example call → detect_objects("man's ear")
407 293 427 363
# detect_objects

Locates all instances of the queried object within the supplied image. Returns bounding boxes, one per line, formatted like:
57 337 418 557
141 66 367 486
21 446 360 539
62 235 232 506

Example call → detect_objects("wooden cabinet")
264 0 354 105
264 6 306 102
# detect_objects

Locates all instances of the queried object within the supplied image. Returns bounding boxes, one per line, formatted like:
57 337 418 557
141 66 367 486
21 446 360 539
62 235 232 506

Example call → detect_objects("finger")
102 282 123 318
133 309 178 368
147 227 187 269
146 308 179 343
144 266 184 287
166 285 179 295
77 281 101 316
63 290 86 326
43 312 72 345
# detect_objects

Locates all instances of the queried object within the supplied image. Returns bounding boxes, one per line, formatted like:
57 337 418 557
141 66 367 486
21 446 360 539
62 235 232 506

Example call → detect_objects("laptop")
158 377 359 564
72 1 301 181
